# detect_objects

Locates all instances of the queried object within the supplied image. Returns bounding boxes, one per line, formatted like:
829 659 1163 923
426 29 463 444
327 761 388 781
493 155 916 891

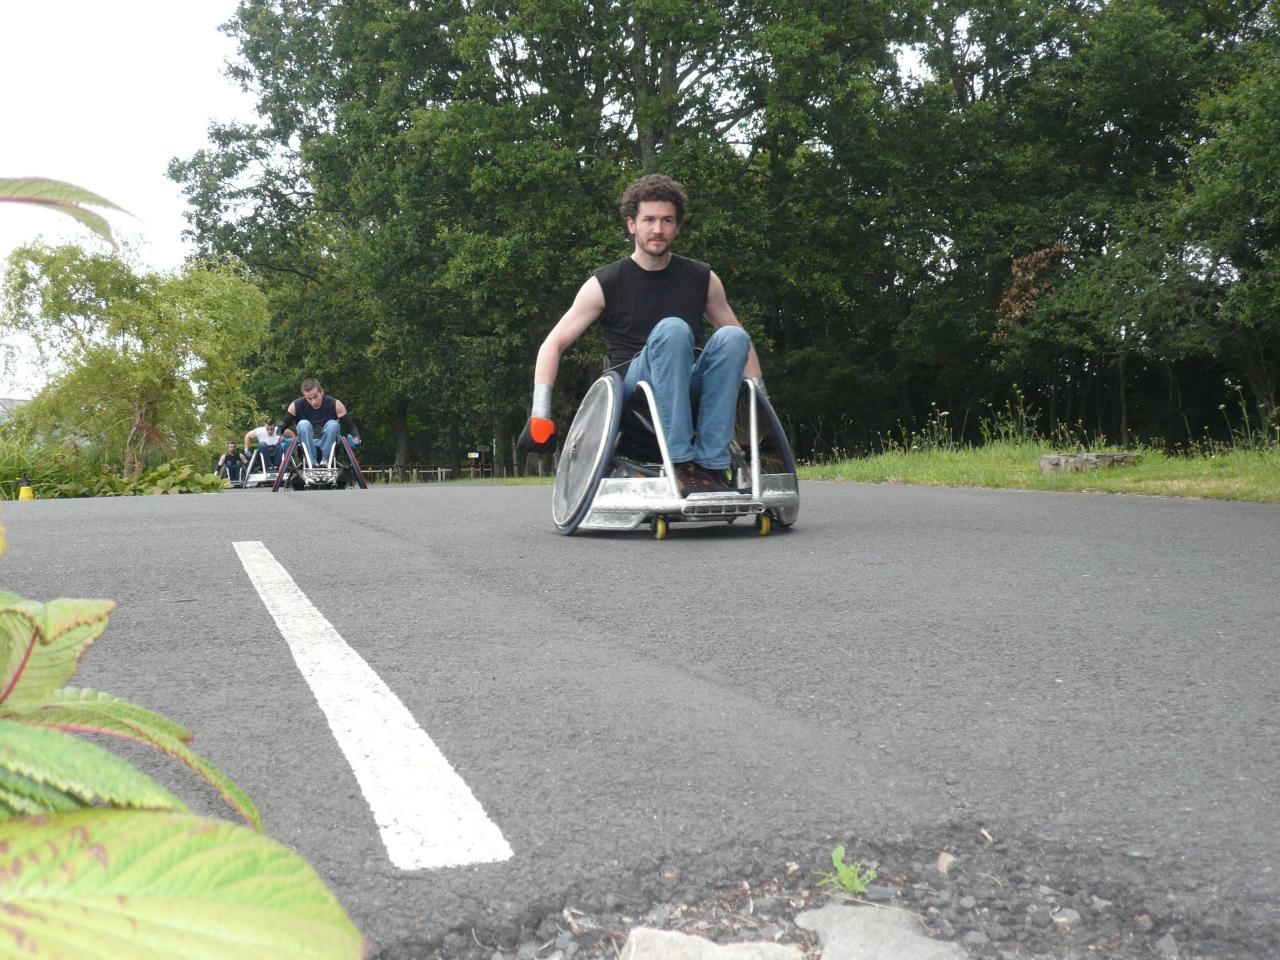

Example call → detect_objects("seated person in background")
243 417 292 472
278 378 360 466
217 442 248 483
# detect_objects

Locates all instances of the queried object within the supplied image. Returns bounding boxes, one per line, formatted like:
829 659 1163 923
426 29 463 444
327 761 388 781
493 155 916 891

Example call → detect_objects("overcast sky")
1 1 260 397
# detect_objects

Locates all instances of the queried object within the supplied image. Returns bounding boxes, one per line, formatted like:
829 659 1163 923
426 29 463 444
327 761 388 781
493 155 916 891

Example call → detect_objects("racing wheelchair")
240 446 284 488
270 434 368 491
551 373 799 538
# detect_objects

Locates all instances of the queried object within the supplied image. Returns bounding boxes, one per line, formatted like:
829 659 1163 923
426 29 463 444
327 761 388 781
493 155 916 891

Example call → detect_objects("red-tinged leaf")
1 598 114 710
41 687 192 742
0 177 127 211
24 693 262 830
0 177 129 246
0 720 184 814
0 606 39 708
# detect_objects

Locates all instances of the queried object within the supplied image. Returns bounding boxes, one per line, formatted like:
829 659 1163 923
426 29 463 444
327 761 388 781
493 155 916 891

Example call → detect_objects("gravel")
372 819 1276 959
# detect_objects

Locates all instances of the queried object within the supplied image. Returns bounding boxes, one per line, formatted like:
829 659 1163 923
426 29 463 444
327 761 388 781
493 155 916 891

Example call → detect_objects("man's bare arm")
534 276 606 388
705 271 762 378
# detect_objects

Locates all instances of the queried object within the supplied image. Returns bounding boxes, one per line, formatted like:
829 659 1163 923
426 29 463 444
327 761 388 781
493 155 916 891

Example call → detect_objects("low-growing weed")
815 845 877 895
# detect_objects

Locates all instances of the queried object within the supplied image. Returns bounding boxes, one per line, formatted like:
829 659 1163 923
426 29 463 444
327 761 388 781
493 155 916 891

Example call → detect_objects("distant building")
0 397 29 419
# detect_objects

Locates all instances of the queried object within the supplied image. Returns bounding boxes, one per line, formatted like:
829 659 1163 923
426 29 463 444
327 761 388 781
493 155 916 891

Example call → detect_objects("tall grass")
0 438 224 498
0 438 101 499
801 388 1280 503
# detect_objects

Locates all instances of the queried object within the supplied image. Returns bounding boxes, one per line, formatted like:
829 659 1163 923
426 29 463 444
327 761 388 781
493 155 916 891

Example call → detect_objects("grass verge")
798 442 1280 503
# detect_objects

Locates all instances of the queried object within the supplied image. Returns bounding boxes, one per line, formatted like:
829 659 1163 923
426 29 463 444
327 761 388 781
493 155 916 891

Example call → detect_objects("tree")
1 245 269 478
1178 22 1280 427
174 0 1280 456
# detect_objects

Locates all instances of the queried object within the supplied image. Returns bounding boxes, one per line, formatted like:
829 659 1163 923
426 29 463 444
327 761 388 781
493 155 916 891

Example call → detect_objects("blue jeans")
257 442 283 472
622 316 750 470
296 419 340 465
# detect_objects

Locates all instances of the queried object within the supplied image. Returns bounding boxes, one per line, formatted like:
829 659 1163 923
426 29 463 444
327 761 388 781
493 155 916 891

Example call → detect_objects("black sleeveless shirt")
594 254 711 369
292 394 339 427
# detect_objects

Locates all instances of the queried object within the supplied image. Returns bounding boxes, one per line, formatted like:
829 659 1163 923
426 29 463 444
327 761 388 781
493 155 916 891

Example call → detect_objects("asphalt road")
3 482 1276 956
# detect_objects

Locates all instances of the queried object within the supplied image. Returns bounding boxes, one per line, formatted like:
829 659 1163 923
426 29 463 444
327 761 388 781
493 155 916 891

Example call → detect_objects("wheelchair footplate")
298 465 341 487
581 475 764 533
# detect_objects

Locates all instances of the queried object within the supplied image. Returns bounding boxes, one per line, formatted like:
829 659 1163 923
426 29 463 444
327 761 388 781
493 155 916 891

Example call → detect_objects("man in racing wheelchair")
519 173 765 498
273 378 368 490
243 417 292 474
519 174 796 537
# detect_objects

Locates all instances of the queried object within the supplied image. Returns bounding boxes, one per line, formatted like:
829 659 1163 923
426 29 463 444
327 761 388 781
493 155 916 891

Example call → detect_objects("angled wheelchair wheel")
552 372 623 534
271 438 297 492
339 436 369 489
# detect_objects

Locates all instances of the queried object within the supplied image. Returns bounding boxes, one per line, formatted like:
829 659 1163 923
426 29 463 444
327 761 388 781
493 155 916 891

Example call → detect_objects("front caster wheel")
756 513 772 536
652 516 669 540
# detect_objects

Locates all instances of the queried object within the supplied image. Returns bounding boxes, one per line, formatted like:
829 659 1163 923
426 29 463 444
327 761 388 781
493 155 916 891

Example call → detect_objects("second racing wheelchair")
269 435 369 491
550 373 799 538
240 446 283 488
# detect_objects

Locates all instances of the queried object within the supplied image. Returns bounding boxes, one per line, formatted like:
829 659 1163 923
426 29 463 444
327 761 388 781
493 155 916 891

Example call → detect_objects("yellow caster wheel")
756 513 772 536
651 516 669 540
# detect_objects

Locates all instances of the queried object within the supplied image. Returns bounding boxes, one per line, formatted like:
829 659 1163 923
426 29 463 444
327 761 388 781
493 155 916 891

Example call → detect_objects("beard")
638 235 671 256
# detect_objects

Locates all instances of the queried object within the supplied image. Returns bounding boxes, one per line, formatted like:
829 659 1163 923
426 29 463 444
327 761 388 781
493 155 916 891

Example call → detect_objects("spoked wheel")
551 372 624 534
651 516 669 540
756 513 772 536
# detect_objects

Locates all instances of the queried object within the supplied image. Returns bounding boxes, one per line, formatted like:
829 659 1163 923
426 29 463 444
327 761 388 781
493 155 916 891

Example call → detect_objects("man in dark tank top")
519 174 766 496
278 377 361 466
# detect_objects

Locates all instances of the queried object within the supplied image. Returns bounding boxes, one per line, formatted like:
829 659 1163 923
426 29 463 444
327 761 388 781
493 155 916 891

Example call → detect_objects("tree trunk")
631 16 657 172
493 414 509 478
1115 354 1129 446
448 421 462 479
124 399 159 482
393 396 410 469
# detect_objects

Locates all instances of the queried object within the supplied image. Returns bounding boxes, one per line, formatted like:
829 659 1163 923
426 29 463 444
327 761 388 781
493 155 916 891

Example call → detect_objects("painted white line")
233 540 513 870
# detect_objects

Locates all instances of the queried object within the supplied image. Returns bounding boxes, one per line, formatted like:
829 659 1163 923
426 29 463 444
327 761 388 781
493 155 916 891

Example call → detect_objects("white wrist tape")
532 383 553 419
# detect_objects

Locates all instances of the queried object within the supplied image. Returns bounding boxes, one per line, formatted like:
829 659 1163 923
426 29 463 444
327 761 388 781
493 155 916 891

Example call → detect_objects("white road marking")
233 540 513 870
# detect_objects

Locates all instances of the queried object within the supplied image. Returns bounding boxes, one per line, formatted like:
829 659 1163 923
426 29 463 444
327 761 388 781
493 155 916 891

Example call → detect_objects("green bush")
0 438 227 498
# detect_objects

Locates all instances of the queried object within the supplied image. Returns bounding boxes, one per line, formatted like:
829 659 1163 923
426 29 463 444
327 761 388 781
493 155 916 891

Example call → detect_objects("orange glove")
518 416 557 453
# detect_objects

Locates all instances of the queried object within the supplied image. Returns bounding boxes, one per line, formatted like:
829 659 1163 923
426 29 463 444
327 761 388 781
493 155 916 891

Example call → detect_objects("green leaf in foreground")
0 809 368 959
23 688 262 829
0 720 184 813
0 597 114 710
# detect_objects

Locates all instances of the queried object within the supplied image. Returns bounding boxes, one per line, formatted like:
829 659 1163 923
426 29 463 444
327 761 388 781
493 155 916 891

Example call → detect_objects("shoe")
674 462 732 497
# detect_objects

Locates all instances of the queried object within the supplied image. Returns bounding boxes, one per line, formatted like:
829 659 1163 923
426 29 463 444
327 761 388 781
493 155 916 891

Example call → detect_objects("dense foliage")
1 248 269 479
169 0 1280 465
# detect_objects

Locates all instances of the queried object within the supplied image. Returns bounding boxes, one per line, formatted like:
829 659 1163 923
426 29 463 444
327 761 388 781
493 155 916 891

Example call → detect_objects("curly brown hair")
619 174 688 225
